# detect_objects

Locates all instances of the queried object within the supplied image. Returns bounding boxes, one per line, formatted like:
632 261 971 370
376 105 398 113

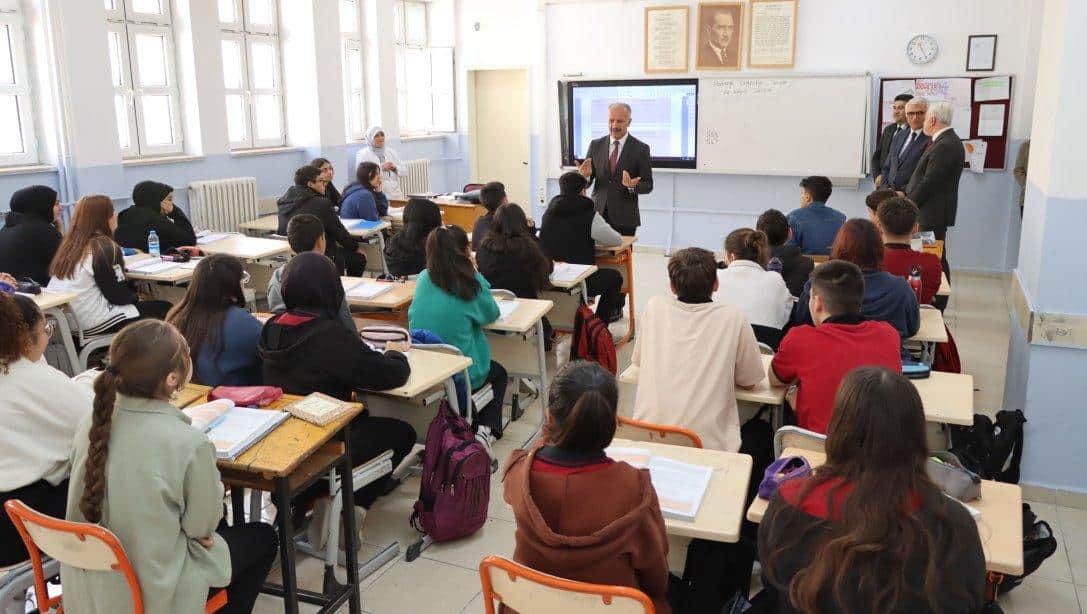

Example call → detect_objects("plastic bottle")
908 265 923 300
148 230 160 257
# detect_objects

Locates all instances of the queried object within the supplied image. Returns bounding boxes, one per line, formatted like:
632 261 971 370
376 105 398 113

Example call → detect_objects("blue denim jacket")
785 202 846 256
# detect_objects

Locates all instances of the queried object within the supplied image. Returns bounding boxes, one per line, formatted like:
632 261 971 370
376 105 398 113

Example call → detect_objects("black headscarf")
9 185 57 224
281 252 345 318
131 180 174 210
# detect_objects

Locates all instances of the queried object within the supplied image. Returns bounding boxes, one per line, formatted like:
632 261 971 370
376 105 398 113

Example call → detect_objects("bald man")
576 103 654 236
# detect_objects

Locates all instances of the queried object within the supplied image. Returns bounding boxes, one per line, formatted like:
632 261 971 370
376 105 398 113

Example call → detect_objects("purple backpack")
411 401 490 543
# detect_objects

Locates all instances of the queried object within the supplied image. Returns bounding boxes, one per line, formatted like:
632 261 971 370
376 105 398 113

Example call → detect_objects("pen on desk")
204 415 227 433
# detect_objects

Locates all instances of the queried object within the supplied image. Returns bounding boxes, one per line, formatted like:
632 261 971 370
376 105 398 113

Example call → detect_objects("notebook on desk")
184 400 289 460
196 231 232 245
346 280 393 300
551 263 593 283
497 300 521 322
345 219 383 231
128 259 180 274
605 447 714 521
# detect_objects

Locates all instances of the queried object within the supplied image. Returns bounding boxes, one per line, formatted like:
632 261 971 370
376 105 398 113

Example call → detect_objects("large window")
394 0 454 135
219 0 284 149
0 0 37 165
340 0 365 141
105 0 185 157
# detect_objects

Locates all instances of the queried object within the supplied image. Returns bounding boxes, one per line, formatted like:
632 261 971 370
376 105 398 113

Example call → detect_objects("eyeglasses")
906 111 926 116
43 320 55 337
240 270 251 286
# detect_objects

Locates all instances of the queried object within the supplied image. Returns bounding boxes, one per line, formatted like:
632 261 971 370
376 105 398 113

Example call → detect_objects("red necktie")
609 140 619 174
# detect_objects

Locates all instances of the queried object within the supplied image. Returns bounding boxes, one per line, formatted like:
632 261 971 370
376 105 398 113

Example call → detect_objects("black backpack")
995 503 1059 596
949 409 1026 483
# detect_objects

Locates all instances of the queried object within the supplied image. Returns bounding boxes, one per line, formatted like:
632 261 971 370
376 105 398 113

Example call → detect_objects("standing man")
873 93 914 185
577 102 653 236
698 8 739 68
904 101 964 292
882 97 931 192
1014 139 1030 217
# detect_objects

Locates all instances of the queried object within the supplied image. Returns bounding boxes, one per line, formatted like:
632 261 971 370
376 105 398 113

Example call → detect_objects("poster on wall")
747 0 798 68
880 78 972 136
881 79 915 125
644 6 690 73
696 3 744 70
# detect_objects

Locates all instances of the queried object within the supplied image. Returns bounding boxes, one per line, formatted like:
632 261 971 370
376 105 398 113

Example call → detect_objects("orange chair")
616 416 703 448
479 556 654 614
4 500 227 614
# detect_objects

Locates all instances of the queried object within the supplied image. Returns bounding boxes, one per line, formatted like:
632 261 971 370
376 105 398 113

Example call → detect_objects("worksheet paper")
977 104 1006 137
129 259 180 274
346 281 393 300
497 300 520 321
974 76 1010 102
551 263 593 283
647 457 714 521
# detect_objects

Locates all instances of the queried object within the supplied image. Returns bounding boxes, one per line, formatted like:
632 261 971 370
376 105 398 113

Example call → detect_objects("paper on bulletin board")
975 75 1010 101
913 78 973 137
964 139 988 173
977 103 1006 137
881 80 915 124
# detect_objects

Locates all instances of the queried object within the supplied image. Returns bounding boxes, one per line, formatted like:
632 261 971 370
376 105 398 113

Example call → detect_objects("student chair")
411 342 495 420
615 416 703 448
4 499 228 613
462 183 485 194
479 556 655 614
757 342 775 356
72 321 117 371
0 558 59 614
772 426 826 458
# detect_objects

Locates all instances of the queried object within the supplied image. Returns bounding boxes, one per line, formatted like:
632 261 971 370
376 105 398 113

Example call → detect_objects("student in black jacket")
114 181 197 254
277 165 364 276
756 208 812 297
384 197 441 277
0 185 62 284
258 252 415 516
471 181 506 251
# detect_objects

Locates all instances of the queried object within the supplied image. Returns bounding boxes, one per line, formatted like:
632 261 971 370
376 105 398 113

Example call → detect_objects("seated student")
632 248 764 452
757 367 985 613
471 181 507 251
539 171 625 323
504 361 671 613
715 228 792 332
259 252 416 522
340 161 389 221
791 219 920 342
409 226 507 449
0 293 92 567
0 185 63 284
757 208 812 298
864 187 897 224
65 320 277 613
772 261 901 434
114 181 197 254
277 165 364 276
311 157 341 206
167 254 262 387
384 197 441 277
268 214 357 334
786 176 845 256
878 197 942 305
48 195 172 336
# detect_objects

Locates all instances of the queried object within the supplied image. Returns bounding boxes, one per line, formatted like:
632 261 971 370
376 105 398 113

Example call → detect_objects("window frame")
0 7 39 166
340 0 365 142
393 0 455 137
220 0 285 150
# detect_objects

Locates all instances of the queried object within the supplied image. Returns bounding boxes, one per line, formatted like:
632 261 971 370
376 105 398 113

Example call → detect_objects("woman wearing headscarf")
0 185 62 284
114 180 197 253
354 126 406 201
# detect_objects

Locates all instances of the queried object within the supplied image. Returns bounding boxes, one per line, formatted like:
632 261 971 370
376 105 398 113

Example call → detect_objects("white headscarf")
366 126 386 162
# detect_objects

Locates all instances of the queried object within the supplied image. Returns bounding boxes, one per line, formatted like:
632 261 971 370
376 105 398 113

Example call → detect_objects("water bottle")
908 265 923 301
767 256 784 274
148 230 160 257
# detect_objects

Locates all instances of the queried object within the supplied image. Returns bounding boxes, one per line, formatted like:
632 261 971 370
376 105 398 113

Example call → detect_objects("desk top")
610 438 752 543
173 384 211 408
746 448 1024 575
359 348 472 399
549 264 598 289
124 253 196 284
341 219 391 238
938 271 951 297
620 354 786 406
484 298 553 334
32 289 78 311
431 195 483 208
237 215 278 234
596 235 637 255
340 277 415 310
927 240 944 259
200 235 290 260
909 308 948 343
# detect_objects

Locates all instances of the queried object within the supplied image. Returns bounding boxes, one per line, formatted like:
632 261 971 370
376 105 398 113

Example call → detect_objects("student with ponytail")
503 361 671 613
64 320 276 613
715 227 793 333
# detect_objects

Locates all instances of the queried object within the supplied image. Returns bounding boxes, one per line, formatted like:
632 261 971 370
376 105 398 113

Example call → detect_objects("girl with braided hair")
64 320 276 613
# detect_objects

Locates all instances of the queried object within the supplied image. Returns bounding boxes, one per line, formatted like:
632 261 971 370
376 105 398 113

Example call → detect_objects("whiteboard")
697 74 871 177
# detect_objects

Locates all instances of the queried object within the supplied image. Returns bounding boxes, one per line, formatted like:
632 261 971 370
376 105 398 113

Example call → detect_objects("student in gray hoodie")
267 214 357 334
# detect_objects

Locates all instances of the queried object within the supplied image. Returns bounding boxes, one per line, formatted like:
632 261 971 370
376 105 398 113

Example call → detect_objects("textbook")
605 446 713 521
550 263 593 283
285 392 354 427
346 280 393 300
184 399 289 460
497 300 520 321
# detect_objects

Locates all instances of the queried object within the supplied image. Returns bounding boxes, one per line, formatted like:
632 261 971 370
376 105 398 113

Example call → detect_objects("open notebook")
606 446 714 521
550 263 593 283
345 280 393 300
184 399 289 460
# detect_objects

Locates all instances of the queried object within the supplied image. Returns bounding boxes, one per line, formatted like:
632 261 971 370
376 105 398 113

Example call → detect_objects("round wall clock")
907 34 939 65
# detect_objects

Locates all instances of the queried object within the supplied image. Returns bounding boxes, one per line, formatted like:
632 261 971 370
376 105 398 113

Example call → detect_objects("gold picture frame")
696 2 744 71
644 6 690 73
747 0 798 69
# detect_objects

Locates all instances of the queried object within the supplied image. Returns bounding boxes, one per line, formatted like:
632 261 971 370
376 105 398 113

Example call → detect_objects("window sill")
400 133 454 143
230 146 304 158
0 164 58 177
122 154 205 167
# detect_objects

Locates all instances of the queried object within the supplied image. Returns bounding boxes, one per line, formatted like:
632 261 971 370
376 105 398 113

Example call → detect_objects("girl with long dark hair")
384 197 441 276
340 161 390 221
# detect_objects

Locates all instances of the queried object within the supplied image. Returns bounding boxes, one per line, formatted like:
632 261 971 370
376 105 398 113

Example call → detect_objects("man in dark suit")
577 103 653 236
904 101 964 291
882 97 931 191
697 8 740 69
873 93 913 185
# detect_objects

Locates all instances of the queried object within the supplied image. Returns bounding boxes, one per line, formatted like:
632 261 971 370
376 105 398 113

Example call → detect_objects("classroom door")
470 69 530 210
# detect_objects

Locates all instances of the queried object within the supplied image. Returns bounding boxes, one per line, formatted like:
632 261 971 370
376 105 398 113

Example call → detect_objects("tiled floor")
252 253 1086 614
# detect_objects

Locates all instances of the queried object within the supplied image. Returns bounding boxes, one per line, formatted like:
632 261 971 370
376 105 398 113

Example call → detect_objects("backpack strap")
1000 409 1027 483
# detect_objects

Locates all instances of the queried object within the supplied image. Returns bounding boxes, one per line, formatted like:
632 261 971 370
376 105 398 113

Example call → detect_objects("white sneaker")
475 425 499 473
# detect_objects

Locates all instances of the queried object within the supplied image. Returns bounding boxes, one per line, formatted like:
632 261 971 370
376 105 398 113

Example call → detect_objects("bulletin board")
877 75 1013 170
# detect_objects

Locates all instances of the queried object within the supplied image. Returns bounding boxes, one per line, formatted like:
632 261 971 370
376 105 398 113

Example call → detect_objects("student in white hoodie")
0 292 92 566
715 228 793 340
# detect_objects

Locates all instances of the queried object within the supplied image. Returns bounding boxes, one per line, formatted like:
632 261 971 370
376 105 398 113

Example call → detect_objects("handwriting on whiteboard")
708 79 791 96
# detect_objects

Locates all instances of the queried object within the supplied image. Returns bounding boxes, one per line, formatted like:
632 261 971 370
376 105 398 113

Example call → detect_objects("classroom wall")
458 0 1043 273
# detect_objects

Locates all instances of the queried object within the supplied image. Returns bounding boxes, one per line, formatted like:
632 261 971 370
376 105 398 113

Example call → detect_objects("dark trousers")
602 207 638 237
923 225 950 310
0 479 69 566
213 520 278 614
343 250 367 277
586 269 625 319
472 360 508 437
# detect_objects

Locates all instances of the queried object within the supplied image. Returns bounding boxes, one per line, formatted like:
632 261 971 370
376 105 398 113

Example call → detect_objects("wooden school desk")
124 253 196 285
33 289 81 375
483 298 554 447
938 270 951 297
745 448 1024 576
172 383 210 408
238 214 279 236
199 234 290 261
909 307 949 343
596 236 637 346
355 345 473 416
430 195 486 232
340 277 415 319
810 241 942 264
238 217 394 275
541 264 597 332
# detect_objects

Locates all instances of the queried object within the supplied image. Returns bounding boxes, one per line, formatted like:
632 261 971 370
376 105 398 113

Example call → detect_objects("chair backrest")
757 342 775 356
479 556 654 614
773 426 827 458
4 499 144 613
616 416 702 448
491 289 517 301
463 183 485 193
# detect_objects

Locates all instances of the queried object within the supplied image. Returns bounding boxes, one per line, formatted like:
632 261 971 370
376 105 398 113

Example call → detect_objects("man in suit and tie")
697 7 740 69
882 97 931 191
873 93 913 185
577 102 653 236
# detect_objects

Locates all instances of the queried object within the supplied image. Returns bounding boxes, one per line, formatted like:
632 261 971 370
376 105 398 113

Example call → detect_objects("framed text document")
645 6 690 73
748 0 798 69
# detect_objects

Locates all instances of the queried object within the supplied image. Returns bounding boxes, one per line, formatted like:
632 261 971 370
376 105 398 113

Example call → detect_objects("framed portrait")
748 0 798 69
644 6 690 73
967 34 997 71
696 2 744 70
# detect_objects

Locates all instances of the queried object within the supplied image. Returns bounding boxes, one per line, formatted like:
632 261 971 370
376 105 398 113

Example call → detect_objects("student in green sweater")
409 225 508 453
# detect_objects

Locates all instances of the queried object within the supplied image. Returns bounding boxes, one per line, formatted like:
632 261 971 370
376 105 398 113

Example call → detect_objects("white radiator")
400 159 430 196
188 177 260 232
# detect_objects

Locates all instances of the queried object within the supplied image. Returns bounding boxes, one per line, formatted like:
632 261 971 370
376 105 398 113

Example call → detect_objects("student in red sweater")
877 196 942 305
771 260 901 433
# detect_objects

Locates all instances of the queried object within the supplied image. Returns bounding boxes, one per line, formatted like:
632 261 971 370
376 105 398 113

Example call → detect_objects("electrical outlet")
538 186 546 203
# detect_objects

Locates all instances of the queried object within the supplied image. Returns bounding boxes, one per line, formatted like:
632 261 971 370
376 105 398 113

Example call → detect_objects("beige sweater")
630 296 766 451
